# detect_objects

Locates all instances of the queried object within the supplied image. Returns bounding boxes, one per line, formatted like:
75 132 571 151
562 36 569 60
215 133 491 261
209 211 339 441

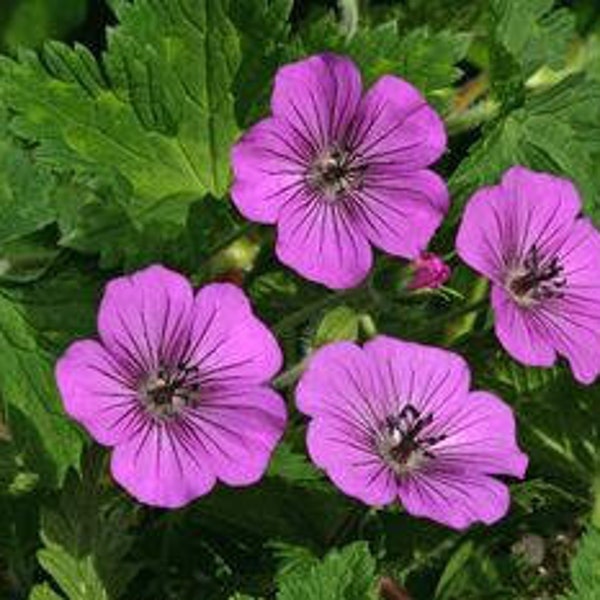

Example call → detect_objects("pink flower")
231 53 448 289
296 336 527 530
56 265 287 508
457 166 600 384
407 252 451 290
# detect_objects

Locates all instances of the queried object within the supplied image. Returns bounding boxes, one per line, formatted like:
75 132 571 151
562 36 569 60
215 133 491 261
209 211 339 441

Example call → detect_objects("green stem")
412 296 489 336
592 475 600 529
200 222 260 265
273 359 308 390
0 416 10 441
273 286 369 335
443 297 489 323
446 99 500 135
0 249 68 286
443 278 490 344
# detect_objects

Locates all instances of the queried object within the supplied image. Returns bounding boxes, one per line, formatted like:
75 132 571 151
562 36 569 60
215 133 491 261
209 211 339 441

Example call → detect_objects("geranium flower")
231 53 448 289
296 336 527 529
56 265 286 508
457 166 600 384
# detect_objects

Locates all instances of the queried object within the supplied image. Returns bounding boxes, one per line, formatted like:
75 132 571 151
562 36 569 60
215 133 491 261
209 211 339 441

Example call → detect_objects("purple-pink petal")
296 336 527 529
271 53 362 146
351 75 446 172
189 282 283 384
433 390 528 478
296 341 383 420
362 336 471 421
457 165 600 384
275 192 373 289
491 286 557 367
231 117 306 224
110 424 216 509
189 386 287 486
56 340 138 446
55 265 287 508
350 171 447 259
457 167 582 284
455 185 510 283
397 471 510 530
306 419 398 507
231 53 449 289
98 264 194 372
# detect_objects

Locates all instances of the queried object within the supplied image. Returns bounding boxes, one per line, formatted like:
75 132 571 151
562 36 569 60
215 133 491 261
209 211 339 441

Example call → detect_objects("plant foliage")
0 1 599 599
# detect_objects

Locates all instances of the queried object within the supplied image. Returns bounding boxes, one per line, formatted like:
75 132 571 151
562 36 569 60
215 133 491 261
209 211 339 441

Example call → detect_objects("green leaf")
434 540 505 600
29 584 64 600
1 0 87 52
0 105 56 245
277 542 377 600
561 527 600 600
519 375 600 487
267 441 325 489
0 440 21 494
490 0 576 77
229 0 294 126
271 542 319 584
475 351 560 401
36 456 138 600
314 305 359 348
3 256 103 352
54 173 140 269
185 195 243 265
106 0 240 196
487 0 576 110
0 492 41 595
0 290 83 488
0 439 39 496
0 0 240 229
193 477 352 549
55 172 235 271
298 17 470 110
249 267 327 330
0 230 63 284
0 255 104 488
347 24 471 106
511 479 583 515
450 74 600 223
395 0 483 32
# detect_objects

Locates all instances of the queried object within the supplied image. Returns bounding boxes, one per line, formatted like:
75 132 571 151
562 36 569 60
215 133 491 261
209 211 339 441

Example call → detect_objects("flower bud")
407 252 450 290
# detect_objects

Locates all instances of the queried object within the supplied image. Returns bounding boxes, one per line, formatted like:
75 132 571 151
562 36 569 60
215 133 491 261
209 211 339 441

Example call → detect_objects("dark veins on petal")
301 94 425 205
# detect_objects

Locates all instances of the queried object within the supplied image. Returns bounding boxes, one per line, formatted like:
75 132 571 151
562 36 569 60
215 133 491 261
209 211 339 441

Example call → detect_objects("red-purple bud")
407 252 451 290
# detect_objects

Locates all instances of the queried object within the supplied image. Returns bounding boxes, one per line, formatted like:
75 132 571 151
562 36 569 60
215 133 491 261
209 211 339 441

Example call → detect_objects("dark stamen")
508 245 566 304
307 146 365 199
379 404 446 472
141 363 200 421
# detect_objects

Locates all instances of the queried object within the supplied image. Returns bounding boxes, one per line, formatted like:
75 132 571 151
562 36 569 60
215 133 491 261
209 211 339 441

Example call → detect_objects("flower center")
140 363 200 421
506 245 566 307
377 404 446 475
307 146 364 200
